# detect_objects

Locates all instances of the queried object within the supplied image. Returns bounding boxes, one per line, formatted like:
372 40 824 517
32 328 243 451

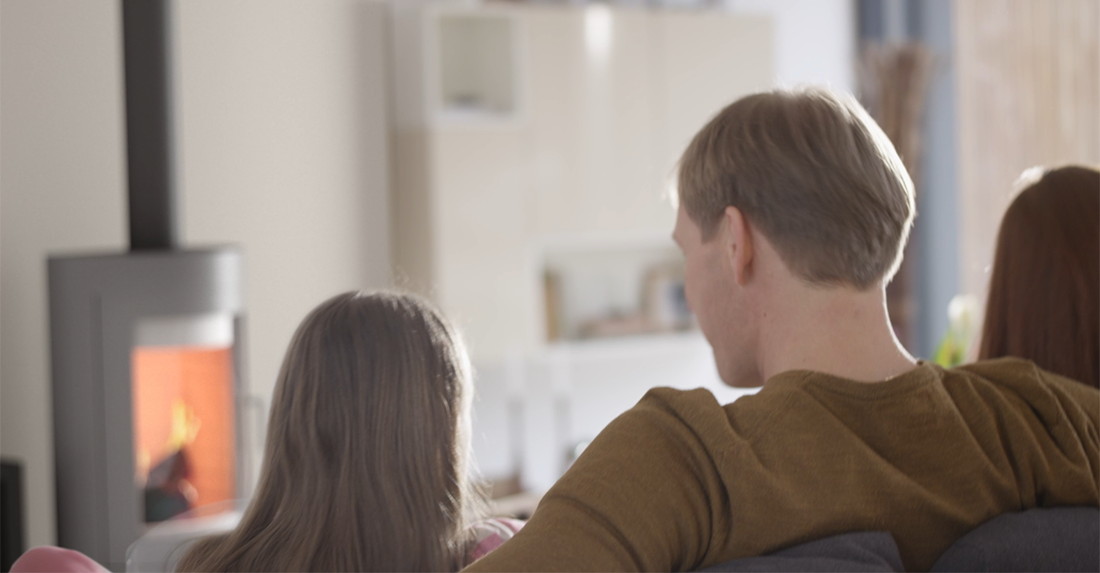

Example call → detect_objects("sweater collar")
764 361 942 399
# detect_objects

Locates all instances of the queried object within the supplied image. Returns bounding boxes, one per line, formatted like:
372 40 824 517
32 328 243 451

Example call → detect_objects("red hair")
979 165 1100 388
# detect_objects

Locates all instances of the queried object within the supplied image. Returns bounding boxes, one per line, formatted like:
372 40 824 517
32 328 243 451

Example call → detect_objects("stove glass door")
131 314 237 523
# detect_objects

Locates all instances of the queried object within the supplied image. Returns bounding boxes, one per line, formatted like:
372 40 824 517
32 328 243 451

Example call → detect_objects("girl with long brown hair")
979 165 1100 388
9 290 514 571
176 291 517 572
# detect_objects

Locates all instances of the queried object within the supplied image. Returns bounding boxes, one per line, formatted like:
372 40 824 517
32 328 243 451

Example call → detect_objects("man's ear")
724 206 754 286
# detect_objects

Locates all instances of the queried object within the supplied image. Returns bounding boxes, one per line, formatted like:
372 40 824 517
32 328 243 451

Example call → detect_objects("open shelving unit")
538 231 691 343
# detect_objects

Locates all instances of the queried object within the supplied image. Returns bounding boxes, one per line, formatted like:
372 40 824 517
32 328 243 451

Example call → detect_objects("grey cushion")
700 531 904 572
930 506 1100 572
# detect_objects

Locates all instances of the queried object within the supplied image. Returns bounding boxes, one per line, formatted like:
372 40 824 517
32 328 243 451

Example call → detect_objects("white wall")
1 0 392 548
174 0 393 441
1 0 128 548
725 0 856 93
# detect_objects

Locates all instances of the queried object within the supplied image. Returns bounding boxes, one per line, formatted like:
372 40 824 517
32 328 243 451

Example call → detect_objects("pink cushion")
10 546 111 573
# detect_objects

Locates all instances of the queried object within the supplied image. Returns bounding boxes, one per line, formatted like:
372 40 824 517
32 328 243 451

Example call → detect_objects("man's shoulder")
625 385 795 448
591 387 749 459
951 357 1096 396
949 357 1099 423
952 356 1047 382
627 386 732 431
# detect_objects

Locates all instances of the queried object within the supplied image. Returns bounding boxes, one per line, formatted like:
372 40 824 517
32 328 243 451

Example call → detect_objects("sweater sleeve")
1044 370 1100 427
1038 369 1100 485
462 388 733 572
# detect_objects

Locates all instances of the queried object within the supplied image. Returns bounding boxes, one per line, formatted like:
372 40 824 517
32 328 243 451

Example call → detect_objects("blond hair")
176 291 483 572
677 87 915 289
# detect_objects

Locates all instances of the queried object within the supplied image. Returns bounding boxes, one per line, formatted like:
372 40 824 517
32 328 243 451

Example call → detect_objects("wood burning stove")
48 2 249 570
49 251 245 570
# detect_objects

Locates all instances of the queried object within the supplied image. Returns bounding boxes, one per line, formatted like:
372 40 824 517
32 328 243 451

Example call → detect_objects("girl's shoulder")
465 517 526 565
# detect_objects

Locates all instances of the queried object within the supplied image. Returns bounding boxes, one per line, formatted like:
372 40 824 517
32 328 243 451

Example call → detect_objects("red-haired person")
979 166 1100 389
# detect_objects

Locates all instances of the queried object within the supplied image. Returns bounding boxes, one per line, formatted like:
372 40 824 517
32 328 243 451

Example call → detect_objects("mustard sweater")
464 358 1100 572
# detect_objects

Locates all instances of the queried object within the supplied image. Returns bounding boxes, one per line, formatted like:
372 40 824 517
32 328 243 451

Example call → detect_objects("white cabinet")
394 4 773 361
391 3 773 488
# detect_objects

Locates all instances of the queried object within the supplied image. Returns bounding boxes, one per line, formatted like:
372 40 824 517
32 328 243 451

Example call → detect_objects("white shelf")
540 236 686 342
428 8 523 125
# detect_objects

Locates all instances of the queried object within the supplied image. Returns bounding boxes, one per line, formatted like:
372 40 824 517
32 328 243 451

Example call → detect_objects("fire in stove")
131 315 237 523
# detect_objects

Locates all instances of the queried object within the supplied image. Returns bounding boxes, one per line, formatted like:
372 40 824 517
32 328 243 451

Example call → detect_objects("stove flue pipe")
122 0 178 251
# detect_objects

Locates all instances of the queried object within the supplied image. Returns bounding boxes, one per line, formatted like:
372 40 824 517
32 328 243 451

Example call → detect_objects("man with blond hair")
464 87 1099 572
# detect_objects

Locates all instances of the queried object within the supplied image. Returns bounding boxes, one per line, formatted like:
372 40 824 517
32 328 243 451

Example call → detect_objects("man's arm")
463 388 733 572
1039 369 1100 483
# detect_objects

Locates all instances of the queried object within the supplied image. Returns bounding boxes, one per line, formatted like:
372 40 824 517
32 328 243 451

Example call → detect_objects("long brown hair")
177 291 484 572
979 165 1100 388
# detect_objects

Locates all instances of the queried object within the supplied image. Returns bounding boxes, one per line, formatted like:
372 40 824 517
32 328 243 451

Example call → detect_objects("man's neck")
756 281 917 384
